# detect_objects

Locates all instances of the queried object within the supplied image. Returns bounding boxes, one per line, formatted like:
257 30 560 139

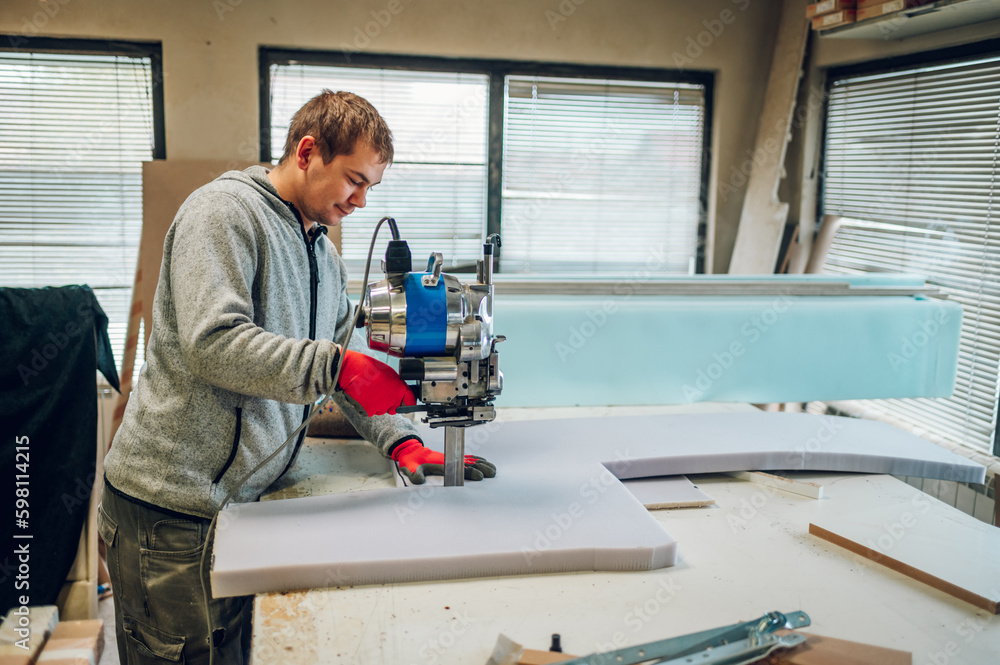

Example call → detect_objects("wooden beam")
728 0 810 274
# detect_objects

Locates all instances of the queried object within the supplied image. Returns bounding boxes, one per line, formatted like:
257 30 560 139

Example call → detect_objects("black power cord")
202 217 397 665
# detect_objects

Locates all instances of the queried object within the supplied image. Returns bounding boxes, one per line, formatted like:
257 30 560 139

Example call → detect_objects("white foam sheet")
452 413 985 484
620 476 715 509
212 412 984 597
211 466 677 598
396 468 715 510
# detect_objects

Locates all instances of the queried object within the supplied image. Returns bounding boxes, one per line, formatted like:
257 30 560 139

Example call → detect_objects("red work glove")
336 349 417 416
390 439 497 485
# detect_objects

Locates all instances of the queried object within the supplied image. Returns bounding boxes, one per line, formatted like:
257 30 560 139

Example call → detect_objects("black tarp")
0 285 119 614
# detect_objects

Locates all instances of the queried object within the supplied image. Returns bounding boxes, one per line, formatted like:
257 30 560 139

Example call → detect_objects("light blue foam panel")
492 295 962 407
497 272 930 288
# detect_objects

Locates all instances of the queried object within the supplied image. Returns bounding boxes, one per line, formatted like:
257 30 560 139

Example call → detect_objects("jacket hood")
217 165 299 227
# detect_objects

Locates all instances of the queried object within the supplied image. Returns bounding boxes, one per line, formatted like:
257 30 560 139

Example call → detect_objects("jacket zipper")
281 206 328 479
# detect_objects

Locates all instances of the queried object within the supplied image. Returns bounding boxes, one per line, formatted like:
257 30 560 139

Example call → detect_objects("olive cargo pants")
98 486 252 664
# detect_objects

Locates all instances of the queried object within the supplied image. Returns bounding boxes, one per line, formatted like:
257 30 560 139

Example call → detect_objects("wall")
0 0 784 273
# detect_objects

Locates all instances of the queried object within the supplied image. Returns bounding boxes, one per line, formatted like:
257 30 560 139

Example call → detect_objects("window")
821 45 1000 455
0 39 164 377
502 76 705 274
269 63 489 272
261 51 710 277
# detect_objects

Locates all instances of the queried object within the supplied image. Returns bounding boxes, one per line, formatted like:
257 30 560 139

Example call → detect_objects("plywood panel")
810 501 1000 613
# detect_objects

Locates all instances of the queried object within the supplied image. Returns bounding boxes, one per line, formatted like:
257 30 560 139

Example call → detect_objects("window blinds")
0 51 154 377
822 53 1000 455
269 65 489 272
501 76 705 274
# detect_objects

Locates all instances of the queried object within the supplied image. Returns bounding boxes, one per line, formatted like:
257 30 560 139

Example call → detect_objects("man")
101 90 495 664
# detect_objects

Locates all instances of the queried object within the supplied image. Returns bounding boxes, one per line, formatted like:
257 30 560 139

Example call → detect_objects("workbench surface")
251 405 1000 665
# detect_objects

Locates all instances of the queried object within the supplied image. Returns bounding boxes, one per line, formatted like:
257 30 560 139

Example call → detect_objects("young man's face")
298 138 387 227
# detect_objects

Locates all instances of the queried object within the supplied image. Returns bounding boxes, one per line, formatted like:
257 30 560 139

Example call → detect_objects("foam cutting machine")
358 222 504 486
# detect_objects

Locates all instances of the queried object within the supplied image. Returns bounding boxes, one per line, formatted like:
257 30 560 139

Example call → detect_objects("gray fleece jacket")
104 166 420 519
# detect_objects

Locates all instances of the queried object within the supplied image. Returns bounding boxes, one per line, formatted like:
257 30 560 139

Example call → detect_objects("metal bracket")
422 253 444 287
556 610 811 665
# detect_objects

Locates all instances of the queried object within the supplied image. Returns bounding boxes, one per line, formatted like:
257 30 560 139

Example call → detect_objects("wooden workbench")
251 405 1000 664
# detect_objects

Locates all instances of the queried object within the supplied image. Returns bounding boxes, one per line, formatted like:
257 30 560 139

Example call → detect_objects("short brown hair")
278 90 393 165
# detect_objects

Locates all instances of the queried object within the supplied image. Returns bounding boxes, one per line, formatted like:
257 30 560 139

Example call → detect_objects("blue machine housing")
402 272 450 356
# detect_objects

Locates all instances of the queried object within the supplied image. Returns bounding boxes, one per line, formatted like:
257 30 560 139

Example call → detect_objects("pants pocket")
123 615 185 663
97 503 123 602
139 519 208 626
97 502 118 548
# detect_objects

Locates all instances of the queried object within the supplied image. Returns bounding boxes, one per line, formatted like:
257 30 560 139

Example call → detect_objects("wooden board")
768 630 911 665
810 501 1000 613
518 631 911 665
728 0 811 273
518 649 573 664
726 470 824 499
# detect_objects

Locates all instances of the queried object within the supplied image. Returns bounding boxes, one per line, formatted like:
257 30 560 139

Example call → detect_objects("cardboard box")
812 9 856 29
37 621 104 665
857 0 935 20
856 0 931 7
0 607 59 663
0 656 33 665
806 0 857 19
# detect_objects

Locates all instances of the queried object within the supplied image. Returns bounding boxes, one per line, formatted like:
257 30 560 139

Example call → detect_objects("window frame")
259 48 713 273
819 36 1000 219
1 35 166 159
0 35 166 382
819 37 1000 456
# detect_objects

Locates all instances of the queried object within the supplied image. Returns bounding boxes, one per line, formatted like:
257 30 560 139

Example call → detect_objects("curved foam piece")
211 467 677 598
454 413 985 484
